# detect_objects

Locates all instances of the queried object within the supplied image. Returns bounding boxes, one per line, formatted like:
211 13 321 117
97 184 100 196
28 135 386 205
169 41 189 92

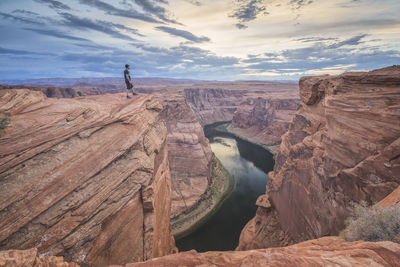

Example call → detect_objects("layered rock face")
239 66 400 249
121 237 400 267
0 90 175 266
155 93 212 217
183 88 243 125
229 97 299 153
183 85 299 154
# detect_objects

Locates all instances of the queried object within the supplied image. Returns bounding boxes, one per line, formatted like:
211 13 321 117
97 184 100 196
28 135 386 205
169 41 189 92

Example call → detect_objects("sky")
0 0 399 80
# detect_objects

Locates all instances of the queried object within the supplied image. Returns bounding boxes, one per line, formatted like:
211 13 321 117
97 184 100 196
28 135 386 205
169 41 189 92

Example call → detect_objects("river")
175 123 275 252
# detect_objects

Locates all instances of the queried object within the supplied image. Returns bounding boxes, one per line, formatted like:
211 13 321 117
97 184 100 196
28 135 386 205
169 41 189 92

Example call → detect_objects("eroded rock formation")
119 237 400 267
239 66 400 249
155 93 212 217
229 97 299 154
0 90 175 266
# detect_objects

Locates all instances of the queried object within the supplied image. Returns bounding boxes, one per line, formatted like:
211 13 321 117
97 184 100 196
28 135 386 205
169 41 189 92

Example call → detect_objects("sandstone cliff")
0 90 175 266
229 97 299 154
239 66 400 249
119 237 400 267
156 93 212 217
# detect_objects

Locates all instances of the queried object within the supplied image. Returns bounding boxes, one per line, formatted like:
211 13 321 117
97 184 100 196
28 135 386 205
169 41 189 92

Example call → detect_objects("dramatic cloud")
59 12 142 40
125 0 180 24
0 12 43 25
23 27 90 42
155 26 210 43
0 0 399 80
78 0 161 23
34 0 71 10
241 34 400 78
230 0 268 29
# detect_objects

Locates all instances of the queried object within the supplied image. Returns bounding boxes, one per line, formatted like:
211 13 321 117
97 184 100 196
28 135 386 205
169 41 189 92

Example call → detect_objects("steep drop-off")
0 90 175 266
239 66 400 249
229 97 299 154
183 86 299 154
155 93 212 218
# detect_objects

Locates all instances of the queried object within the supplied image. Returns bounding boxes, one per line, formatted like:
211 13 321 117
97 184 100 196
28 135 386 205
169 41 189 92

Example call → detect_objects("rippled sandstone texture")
0 90 175 266
239 66 400 249
117 237 400 267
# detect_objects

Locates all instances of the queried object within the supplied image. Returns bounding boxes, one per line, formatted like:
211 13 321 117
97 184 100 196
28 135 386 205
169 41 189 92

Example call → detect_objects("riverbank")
215 122 280 156
171 153 233 240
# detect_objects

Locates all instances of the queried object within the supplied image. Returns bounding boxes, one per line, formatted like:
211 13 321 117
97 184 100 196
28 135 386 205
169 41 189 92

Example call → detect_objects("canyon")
238 66 400 250
0 66 399 267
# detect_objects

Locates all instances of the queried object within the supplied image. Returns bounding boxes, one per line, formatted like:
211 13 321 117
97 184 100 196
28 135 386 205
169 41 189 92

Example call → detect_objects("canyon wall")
0 90 175 266
239 66 400 249
183 88 243 125
229 97 299 154
183 86 299 153
155 93 212 217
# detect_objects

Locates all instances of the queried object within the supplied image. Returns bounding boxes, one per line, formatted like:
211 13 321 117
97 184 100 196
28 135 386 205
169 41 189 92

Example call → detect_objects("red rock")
0 90 175 266
156 93 212 218
379 186 400 207
120 237 400 267
240 66 400 248
0 248 79 267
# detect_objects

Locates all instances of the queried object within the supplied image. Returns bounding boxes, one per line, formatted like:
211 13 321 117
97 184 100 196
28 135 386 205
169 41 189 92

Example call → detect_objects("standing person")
124 64 137 98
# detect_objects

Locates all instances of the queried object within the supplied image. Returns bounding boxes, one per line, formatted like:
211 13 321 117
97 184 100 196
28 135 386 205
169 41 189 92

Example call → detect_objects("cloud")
241 34 400 78
78 0 161 23
12 9 39 16
23 27 90 42
288 0 314 9
58 12 142 41
327 34 368 48
122 0 180 24
295 36 338 43
155 26 210 43
184 0 201 5
229 0 268 29
33 0 71 10
60 43 239 79
0 12 43 25
0 46 51 56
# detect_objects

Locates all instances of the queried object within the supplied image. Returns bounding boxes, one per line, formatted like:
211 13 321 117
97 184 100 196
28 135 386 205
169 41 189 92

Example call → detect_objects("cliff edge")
0 90 176 266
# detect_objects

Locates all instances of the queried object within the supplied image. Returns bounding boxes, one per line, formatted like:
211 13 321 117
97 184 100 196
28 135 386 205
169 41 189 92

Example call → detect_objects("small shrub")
0 116 10 136
340 201 400 242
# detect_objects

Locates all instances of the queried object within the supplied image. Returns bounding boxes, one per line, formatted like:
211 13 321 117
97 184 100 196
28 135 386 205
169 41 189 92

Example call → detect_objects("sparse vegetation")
340 201 400 243
0 116 10 136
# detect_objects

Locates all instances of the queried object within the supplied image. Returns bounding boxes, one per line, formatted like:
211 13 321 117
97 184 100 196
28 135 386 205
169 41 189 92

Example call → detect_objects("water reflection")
176 124 275 252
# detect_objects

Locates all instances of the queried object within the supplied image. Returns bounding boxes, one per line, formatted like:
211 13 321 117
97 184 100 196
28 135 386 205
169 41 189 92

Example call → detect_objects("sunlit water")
175 123 274 252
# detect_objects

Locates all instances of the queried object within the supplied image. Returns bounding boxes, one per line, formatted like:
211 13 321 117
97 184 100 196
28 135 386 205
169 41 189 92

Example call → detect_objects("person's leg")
126 83 132 98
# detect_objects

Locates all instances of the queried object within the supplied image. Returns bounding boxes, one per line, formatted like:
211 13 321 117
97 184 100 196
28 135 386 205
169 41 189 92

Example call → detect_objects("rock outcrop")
0 90 175 266
156 93 212 217
379 186 400 207
119 237 400 267
184 88 243 125
229 97 299 154
239 66 400 249
0 248 79 267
